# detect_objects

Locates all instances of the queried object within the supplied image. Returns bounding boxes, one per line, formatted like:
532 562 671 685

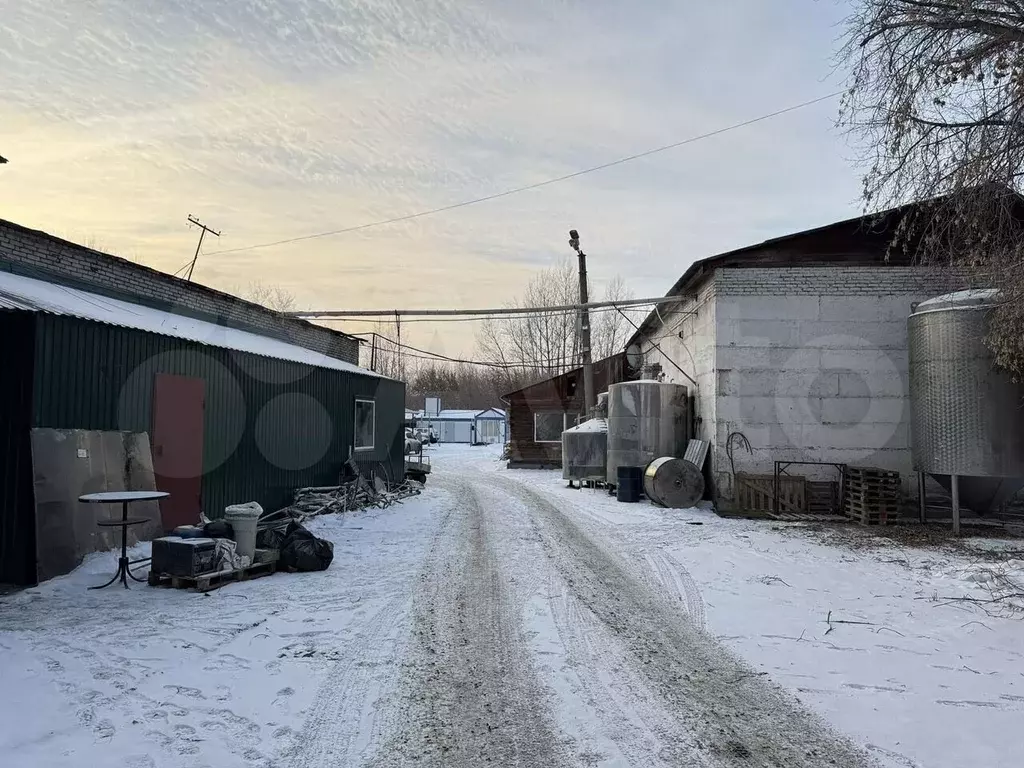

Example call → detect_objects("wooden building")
503 353 631 469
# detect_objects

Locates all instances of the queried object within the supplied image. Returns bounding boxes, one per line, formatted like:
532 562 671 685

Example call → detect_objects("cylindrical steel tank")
606 380 690 485
643 457 705 508
909 289 1024 512
562 418 608 482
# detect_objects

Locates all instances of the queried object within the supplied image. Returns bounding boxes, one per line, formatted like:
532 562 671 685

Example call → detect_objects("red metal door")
152 374 205 531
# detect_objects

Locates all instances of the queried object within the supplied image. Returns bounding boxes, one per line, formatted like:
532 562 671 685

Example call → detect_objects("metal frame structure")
773 460 848 516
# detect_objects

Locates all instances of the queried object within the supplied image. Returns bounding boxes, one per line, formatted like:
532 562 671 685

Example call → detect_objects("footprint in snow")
276 687 294 697
163 684 206 700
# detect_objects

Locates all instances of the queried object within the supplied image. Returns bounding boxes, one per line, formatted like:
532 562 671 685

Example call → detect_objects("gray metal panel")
684 439 710 471
606 381 689 484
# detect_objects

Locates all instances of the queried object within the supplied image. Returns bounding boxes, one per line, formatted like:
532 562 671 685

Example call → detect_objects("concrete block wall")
637 280 718 476
712 265 969 499
0 220 360 364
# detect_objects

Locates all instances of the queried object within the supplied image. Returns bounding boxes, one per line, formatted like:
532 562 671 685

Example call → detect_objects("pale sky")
0 0 860 356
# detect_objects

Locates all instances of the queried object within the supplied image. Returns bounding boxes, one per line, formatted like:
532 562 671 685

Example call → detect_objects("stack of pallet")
844 466 902 525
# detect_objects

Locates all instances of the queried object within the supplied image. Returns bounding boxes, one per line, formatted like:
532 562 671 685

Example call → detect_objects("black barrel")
616 465 644 503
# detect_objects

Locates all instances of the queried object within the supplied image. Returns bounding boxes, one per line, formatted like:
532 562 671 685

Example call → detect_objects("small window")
534 412 568 443
355 399 375 451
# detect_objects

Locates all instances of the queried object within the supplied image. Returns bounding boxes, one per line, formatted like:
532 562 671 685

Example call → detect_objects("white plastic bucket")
224 502 263 559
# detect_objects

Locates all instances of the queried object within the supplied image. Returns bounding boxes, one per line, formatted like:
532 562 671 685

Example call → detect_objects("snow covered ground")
2 443 1023 767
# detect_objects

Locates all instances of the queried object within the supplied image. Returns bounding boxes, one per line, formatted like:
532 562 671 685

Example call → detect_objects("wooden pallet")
807 481 841 516
148 560 277 593
735 473 807 516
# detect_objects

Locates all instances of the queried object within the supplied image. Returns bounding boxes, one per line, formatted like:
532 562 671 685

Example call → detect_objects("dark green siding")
30 314 405 519
0 312 37 584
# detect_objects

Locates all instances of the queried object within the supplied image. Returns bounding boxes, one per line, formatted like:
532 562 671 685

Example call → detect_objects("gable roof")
625 190 1022 348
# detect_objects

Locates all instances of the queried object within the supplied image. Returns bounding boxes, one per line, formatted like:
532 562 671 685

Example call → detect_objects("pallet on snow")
148 557 277 593
843 466 903 525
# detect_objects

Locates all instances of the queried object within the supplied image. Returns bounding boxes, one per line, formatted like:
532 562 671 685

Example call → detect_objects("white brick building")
628 209 969 506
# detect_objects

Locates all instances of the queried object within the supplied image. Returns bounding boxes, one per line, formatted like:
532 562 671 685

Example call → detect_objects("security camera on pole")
568 229 595 418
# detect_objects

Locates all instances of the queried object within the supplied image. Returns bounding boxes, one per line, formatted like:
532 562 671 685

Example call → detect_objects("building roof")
502 353 629 401
409 408 506 421
624 192 1001 349
0 270 384 378
0 217 358 345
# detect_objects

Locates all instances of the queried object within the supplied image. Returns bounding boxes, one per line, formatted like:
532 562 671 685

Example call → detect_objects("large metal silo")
908 289 1024 513
606 381 690 484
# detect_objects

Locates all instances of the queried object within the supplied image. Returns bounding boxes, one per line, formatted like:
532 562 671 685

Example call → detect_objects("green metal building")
0 269 405 586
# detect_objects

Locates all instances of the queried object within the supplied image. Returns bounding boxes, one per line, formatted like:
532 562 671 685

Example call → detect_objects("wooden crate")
807 481 840 516
735 473 807 515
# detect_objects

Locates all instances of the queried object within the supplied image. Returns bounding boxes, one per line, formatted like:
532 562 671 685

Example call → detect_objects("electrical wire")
206 92 842 256
357 331 586 370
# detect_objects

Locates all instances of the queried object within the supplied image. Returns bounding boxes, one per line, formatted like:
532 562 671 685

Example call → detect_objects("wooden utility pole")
569 229 595 415
185 215 221 282
370 333 378 372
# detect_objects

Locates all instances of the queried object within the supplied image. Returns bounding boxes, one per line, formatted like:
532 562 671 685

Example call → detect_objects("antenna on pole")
185 215 221 282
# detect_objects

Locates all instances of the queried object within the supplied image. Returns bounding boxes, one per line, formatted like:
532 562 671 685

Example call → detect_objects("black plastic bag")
279 522 334 572
203 520 234 539
256 526 285 550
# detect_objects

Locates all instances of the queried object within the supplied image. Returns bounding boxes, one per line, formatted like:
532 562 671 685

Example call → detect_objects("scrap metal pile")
259 459 422 532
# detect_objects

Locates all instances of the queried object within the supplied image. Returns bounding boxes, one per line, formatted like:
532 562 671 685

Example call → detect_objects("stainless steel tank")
606 381 690 484
562 418 608 482
909 289 1024 512
643 457 704 508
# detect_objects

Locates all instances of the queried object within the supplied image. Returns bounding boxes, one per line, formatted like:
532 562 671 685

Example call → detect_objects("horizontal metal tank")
562 418 608 481
643 457 704 508
909 289 1024 512
606 380 690 485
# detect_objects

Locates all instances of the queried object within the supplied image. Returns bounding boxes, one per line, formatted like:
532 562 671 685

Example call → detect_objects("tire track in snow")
492 474 878 768
283 594 408 767
643 550 707 632
368 477 570 768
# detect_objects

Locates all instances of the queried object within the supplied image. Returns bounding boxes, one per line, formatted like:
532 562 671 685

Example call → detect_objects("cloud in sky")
0 0 860 355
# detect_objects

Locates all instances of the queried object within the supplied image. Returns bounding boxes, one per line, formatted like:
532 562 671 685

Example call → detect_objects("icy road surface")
2 445 1023 768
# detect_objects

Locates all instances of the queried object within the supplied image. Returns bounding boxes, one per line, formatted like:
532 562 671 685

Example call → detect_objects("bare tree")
592 275 644 360
477 260 637 382
840 0 1024 376
240 280 299 312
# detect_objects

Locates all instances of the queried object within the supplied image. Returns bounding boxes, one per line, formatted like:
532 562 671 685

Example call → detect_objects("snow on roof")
409 408 506 421
0 271 385 378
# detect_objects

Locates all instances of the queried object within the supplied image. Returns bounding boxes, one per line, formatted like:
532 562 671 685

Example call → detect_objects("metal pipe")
285 295 682 319
951 474 961 536
918 472 927 523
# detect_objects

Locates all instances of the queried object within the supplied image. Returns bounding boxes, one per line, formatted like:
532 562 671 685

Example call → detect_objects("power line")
207 92 841 256
356 331 585 370
289 295 675 319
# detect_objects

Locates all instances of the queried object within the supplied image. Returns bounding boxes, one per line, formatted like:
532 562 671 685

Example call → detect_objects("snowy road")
3 445 1024 767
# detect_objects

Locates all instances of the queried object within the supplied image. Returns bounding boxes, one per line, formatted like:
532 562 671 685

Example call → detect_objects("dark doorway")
152 374 205 531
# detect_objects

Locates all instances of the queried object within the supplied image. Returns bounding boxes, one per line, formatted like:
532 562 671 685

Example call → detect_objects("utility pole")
568 229 595 416
185 215 221 282
370 333 378 372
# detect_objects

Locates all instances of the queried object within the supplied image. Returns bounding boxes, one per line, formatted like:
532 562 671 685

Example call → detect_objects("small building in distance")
503 353 633 469
408 399 508 444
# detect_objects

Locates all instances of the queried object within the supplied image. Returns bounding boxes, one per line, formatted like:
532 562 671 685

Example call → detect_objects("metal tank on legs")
606 380 690 485
908 289 1024 518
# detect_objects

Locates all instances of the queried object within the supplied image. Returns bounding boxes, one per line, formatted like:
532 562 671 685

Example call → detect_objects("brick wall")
0 219 360 364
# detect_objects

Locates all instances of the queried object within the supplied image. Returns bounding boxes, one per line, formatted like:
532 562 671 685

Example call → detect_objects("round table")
79 491 169 590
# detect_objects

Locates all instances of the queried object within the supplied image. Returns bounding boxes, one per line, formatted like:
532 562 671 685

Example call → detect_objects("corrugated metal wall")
0 312 37 584
30 314 405 521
